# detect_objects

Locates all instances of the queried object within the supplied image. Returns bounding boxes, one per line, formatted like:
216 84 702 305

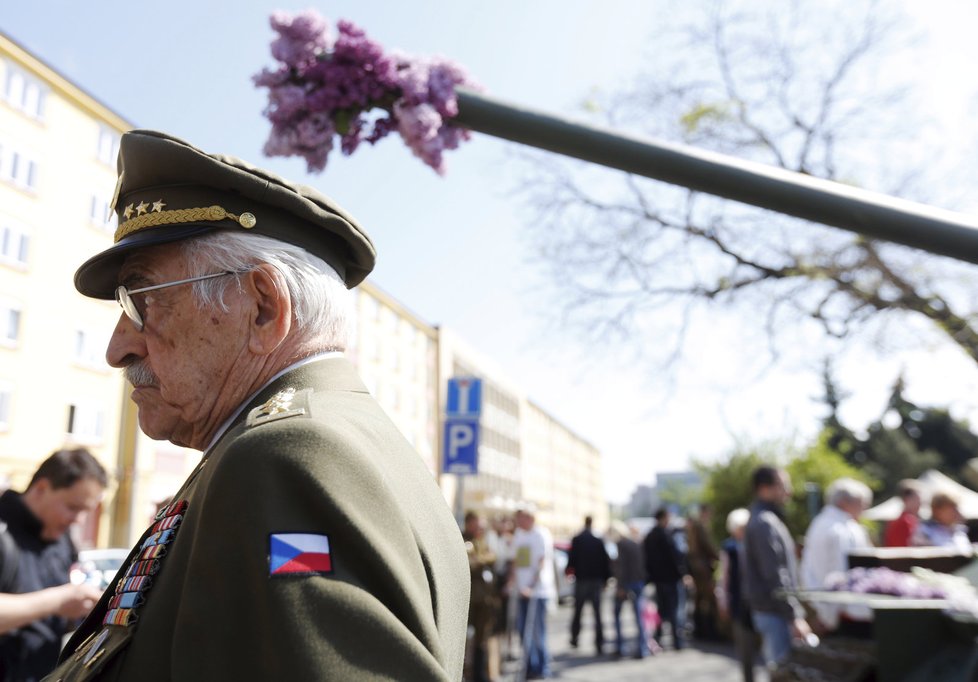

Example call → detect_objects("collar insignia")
247 387 306 428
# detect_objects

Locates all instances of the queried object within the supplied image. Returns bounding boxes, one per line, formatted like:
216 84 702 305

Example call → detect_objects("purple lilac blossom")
255 10 479 174
824 567 948 599
269 10 332 69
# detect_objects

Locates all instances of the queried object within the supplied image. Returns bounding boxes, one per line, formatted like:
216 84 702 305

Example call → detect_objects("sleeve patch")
269 533 333 576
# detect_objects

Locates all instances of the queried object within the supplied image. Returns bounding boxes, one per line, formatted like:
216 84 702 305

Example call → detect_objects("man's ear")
245 265 292 354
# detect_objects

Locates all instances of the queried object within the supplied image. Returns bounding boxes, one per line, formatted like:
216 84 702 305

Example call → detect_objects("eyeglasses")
115 271 239 332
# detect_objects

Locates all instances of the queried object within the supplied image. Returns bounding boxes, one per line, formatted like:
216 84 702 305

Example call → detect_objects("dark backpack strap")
0 521 19 593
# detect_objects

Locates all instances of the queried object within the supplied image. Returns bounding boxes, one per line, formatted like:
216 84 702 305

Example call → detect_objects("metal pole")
454 88 978 265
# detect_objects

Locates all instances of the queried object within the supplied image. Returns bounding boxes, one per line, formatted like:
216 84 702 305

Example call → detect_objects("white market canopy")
863 469 978 521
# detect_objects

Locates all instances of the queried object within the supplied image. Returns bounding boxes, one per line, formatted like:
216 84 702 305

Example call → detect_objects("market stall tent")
863 470 978 521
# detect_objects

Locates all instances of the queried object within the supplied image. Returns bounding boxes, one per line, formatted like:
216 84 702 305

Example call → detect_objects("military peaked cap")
74 130 376 298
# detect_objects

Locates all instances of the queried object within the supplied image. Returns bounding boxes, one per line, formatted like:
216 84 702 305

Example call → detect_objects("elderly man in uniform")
46 130 469 681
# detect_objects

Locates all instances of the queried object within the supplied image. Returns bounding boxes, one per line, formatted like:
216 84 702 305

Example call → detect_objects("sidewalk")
497 599 758 681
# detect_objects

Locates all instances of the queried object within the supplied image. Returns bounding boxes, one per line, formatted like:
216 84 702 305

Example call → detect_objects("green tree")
816 365 941 499
697 443 778 543
884 376 978 476
658 480 702 514
699 434 873 543
859 424 941 499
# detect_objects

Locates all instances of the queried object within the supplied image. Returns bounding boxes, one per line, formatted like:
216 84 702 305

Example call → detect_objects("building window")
0 382 12 430
89 193 118 231
97 127 119 166
0 144 38 190
74 329 108 369
3 65 45 119
66 403 106 443
0 302 21 346
0 217 29 267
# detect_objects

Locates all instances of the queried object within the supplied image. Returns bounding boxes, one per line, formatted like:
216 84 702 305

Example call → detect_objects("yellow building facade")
521 400 607 539
0 32 131 548
349 281 440 474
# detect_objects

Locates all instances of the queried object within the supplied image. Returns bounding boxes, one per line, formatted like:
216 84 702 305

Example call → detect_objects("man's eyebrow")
119 272 153 288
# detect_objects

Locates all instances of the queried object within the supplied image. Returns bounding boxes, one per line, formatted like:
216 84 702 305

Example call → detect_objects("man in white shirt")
800 478 873 629
510 508 556 679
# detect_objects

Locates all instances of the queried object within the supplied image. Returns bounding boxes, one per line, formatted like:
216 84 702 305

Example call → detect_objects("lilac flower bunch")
254 10 479 174
824 567 948 600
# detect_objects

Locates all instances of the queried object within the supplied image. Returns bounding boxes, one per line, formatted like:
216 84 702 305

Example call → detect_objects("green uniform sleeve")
169 419 456 681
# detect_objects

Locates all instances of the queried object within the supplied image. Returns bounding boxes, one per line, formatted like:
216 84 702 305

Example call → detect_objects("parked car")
69 548 129 591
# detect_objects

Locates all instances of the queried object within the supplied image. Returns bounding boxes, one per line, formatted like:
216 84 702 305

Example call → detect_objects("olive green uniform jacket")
46 357 470 681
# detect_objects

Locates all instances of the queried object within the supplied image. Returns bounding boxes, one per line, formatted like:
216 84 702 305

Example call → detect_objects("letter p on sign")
443 418 479 474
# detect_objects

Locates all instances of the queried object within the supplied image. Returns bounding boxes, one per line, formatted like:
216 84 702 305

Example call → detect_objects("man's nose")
106 312 146 368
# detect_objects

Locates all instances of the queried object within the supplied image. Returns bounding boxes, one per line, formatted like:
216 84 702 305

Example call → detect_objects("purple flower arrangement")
824 567 948 599
254 10 479 174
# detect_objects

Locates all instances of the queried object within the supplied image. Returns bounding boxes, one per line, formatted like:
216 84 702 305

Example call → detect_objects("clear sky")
3 1 978 504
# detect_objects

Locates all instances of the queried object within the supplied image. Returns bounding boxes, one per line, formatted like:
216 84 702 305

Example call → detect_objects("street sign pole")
444 377 483 521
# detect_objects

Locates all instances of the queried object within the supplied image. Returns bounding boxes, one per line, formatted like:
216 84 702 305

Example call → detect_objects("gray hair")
826 478 873 509
726 507 750 534
180 231 352 351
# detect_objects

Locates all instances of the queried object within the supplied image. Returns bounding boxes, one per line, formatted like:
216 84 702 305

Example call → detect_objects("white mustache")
124 362 159 387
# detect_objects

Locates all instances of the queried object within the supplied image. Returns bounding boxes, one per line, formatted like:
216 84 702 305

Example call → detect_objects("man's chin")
135 403 184 444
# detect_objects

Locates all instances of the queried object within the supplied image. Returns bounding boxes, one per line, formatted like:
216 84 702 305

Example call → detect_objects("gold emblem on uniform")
247 387 306 427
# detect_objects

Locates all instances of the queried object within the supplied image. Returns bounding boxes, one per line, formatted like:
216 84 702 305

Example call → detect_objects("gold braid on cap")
114 206 257 242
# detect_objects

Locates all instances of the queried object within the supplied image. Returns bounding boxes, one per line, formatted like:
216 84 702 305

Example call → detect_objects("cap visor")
74 225 218 299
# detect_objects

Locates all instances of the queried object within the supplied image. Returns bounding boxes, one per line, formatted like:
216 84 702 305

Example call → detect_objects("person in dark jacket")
610 520 650 659
0 448 106 682
567 515 611 655
742 466 811 670
643 508 686 650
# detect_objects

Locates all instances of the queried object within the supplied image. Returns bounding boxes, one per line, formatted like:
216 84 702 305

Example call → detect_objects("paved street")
497 598 758 681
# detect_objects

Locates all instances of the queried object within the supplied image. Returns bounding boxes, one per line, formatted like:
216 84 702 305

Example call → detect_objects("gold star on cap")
123 204 134 219
151 200 166 213
135 201 149 216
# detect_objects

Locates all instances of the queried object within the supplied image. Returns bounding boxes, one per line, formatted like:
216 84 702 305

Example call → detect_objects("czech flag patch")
269 533 333 576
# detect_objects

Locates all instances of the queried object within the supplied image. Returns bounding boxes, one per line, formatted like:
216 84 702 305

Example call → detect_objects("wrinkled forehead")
117 243 188 284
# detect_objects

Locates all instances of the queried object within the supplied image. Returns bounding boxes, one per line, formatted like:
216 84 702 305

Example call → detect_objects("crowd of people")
461 465 976 682
0 455 973 682
459 503 725 680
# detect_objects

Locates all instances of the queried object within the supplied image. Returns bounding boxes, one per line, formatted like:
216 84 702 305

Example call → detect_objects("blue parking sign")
443 418 479 475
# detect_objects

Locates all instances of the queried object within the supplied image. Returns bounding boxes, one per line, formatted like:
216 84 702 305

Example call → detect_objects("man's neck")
178 342 329 450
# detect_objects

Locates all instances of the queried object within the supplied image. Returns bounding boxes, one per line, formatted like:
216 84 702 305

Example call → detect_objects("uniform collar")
203 351 362 453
